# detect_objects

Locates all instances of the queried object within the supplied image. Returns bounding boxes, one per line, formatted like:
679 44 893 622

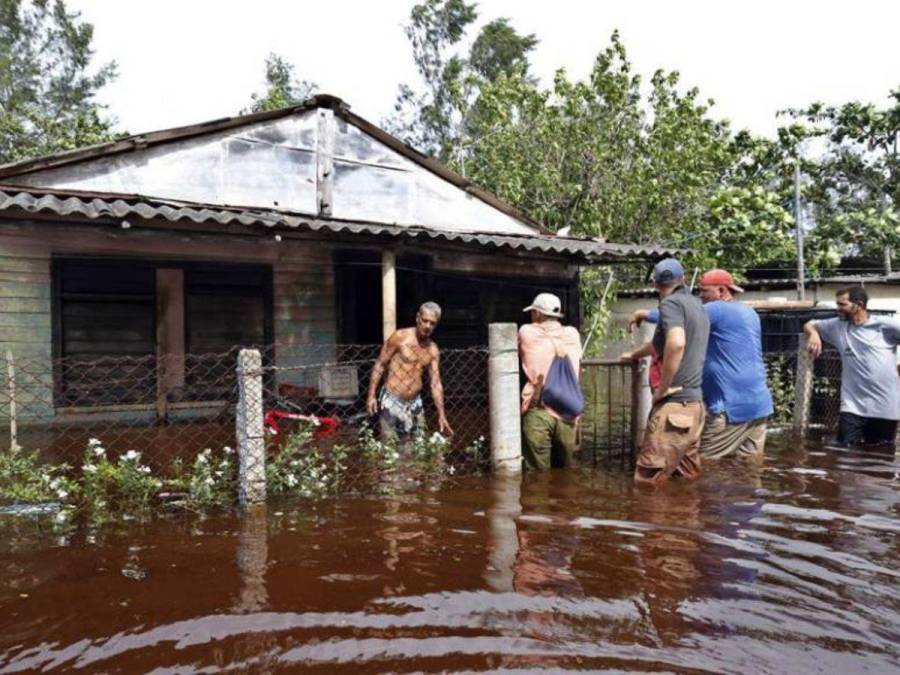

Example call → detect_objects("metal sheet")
0 185 674 263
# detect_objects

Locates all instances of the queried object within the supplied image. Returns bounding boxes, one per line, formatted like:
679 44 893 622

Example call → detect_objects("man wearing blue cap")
621 258 710 485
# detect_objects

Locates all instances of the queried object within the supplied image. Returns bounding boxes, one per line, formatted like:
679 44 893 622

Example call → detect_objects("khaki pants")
522 408 576 470
700 413 767 459
635 400 705 485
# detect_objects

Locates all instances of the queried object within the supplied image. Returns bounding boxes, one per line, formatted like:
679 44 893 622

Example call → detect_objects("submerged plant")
0 447 76 505
79 440 162 513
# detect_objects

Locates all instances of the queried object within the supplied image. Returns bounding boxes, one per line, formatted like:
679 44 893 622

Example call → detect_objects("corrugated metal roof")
0 185 673 263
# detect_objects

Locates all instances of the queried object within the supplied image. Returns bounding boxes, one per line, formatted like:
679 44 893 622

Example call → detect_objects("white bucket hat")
523 292 563 318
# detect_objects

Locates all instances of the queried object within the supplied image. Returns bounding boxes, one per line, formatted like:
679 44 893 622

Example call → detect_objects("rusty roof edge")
0 100 331 179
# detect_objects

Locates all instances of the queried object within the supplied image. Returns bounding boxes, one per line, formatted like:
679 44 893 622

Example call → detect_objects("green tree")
387 0 537 163
460 32 794 276
245 53 317 113
783 90 899 271
0 0 117 163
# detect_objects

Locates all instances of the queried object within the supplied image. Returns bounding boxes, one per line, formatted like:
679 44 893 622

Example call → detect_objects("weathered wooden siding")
0 221 337 420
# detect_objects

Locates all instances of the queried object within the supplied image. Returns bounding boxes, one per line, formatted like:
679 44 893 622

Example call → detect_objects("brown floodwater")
2 434 900 673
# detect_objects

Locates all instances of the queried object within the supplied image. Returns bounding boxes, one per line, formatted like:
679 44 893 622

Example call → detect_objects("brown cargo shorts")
635 400 705 486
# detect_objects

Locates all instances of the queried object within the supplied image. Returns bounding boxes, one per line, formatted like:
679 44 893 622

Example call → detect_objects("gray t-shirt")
652 285 710 402
814 316 900 420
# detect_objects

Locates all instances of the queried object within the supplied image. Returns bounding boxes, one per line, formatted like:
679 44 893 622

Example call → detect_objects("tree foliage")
390 1 897 280
387 0 537 164
244 53 317 114
0 0 117 163
782 91 899 270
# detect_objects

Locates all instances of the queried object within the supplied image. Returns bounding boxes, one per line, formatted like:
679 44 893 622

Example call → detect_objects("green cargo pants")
522 407 577 470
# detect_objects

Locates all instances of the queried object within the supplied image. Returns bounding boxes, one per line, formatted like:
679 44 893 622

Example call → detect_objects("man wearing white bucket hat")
518 292 583 470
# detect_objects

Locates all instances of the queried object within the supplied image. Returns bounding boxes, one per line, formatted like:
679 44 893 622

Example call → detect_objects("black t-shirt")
652 285 710 402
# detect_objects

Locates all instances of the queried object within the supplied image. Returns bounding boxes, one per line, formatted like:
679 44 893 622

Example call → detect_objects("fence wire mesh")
1 350 238 473
258 344 489 499
0 344 490 508
579 360 638 466
763 348 842 430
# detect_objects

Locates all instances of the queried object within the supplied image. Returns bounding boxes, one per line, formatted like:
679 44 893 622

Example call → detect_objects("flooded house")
0 94 664 445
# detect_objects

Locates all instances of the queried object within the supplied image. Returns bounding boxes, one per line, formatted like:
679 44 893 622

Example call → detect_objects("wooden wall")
0 219 337 420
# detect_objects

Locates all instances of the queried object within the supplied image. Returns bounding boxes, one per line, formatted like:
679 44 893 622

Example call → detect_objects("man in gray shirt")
805 286 900 447
621 258 710 484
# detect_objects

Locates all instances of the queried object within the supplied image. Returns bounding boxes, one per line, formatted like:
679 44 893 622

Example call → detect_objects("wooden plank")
382 249 396 341
316 107 335 217
0 256 51 273
0 298 51 313
0 282 51 299
156 268 185 420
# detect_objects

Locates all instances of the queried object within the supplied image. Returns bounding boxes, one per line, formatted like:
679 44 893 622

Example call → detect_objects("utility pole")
794 161 806 301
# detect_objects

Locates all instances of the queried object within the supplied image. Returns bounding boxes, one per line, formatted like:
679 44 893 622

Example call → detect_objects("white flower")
49 478 61 490
56 489 69 500
215 470 223 478
88 438 102 448
430 432 446 444
310 417 321 427
477 435 485 442
448 465 456 475
286 474 298 487
223 446 234 455
205 477 215 486
140 466 151 474
93 446 106 457
83 464 97 474
196 453 208 464
123 450 140 462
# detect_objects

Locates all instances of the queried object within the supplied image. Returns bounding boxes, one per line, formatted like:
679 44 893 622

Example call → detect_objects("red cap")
700 269 744 293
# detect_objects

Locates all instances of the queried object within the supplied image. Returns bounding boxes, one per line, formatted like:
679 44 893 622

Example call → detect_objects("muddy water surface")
2 436 900 673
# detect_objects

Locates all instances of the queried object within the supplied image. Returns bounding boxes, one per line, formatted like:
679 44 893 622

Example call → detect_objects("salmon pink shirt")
518 321 583 416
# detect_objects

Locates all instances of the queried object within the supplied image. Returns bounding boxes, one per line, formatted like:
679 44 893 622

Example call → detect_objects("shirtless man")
366 301 453 440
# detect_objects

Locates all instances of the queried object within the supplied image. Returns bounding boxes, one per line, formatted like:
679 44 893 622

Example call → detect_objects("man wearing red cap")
629 269 773 460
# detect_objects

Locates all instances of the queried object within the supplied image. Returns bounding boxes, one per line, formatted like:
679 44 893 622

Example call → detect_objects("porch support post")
793 334 813 434
156 268 185 421
237 349 266 506
632 322 654 457
488 323 522 473
382 249 397 341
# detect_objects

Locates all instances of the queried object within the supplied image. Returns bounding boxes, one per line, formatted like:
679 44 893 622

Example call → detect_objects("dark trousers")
836 412 898 448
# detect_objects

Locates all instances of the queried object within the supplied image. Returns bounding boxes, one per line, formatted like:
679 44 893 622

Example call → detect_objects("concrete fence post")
236 349 266 506
631 323 654 457
793 334 814 434
488 323 522 473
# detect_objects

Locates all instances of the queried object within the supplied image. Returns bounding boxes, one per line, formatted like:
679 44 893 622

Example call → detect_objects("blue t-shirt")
647 301 773 423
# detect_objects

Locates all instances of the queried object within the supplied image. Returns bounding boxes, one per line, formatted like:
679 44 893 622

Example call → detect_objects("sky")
69 0 899 139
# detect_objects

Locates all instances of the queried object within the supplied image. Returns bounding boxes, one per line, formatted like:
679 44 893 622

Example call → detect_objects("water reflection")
2 438 900 672
233 504 268 613
484 474 520 592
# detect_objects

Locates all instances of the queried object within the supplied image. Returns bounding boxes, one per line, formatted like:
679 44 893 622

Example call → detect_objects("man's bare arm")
429 347 453 435
367 332 401 414
620 341 655 363
803 321 822 359
655 326 685 403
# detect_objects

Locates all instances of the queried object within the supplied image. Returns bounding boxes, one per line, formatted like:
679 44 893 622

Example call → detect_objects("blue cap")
653 258 685 284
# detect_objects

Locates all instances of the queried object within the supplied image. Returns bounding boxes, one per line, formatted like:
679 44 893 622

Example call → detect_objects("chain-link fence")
763 347 843 431
256 344 490 499
580 360 638 467
0 343 490 508
0 350 239 472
